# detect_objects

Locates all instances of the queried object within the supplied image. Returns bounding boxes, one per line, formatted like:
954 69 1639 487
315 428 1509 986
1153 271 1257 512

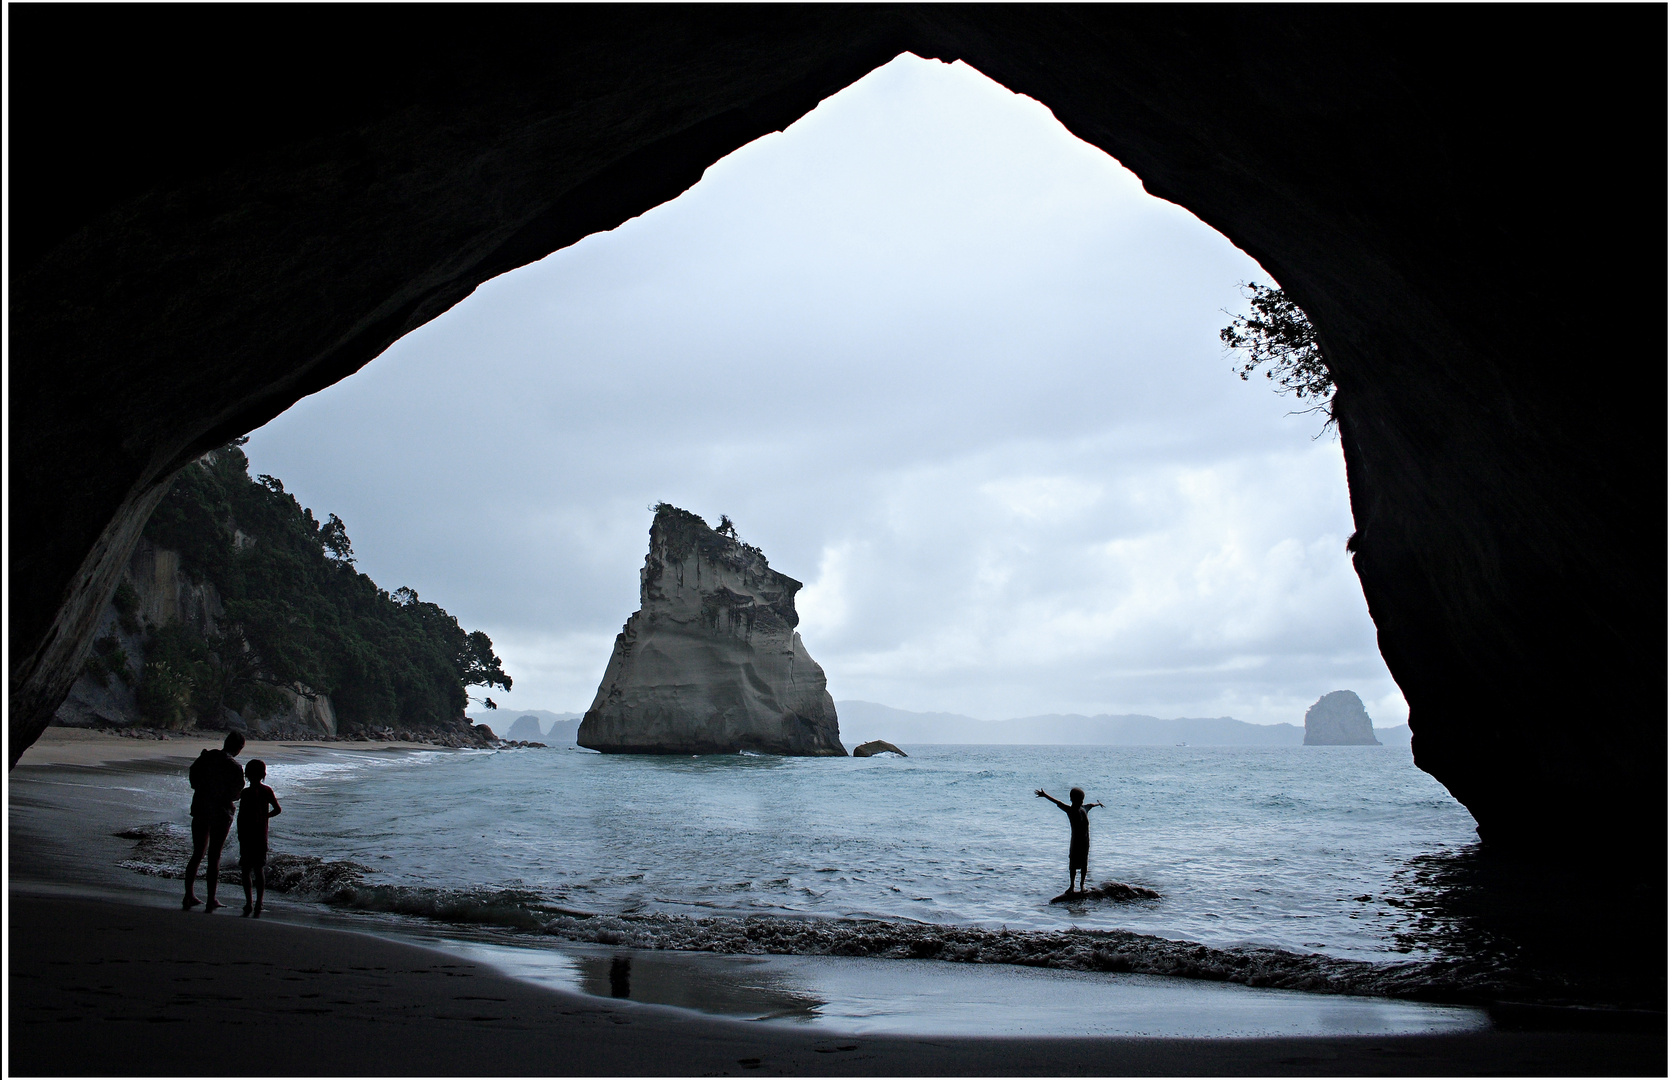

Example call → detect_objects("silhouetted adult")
1036 786 1104 893
184 731 245 912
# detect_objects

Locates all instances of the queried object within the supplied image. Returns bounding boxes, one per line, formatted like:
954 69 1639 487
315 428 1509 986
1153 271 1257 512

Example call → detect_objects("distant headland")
474 699 1410 750
838 700 1409 748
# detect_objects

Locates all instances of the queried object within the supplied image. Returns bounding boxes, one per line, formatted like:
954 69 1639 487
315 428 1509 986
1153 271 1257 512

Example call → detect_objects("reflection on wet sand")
443 937 1489 1038
608 955 631 998
571 948 825 1021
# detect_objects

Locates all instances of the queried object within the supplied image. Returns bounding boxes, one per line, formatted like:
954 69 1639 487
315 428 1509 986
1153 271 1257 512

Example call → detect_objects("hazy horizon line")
469 699 1411 730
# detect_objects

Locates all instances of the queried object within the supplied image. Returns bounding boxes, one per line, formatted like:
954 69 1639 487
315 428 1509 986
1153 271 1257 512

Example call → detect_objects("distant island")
1303 690 1381 745
577 505 845 756
837 700 1410 748
469 710 583 743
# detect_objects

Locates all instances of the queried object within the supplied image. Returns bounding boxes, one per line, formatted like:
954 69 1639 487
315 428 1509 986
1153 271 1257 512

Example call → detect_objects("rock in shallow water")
853 740 907 758
1050 881 1162 904
578 506 845 756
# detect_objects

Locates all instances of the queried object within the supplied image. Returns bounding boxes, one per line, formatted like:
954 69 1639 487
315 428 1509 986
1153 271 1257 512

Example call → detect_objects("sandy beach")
14 726 462 768
8 730 1664 1076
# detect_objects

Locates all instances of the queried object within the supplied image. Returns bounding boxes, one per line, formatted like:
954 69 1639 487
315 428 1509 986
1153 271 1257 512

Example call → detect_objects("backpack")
189 749 239 805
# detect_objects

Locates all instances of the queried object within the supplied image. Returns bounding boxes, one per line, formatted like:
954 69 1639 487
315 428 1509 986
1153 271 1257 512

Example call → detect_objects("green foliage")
136 662 193 729
81 634 132 689
137 622 213 728
651 502 711 565
651 503 764 563
143 445 512 731
1221 282 1335 431
137 651 197 729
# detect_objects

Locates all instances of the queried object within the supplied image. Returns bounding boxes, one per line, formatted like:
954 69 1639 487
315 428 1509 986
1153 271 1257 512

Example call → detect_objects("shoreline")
9 735 1666 1074
27 731 1619 1013
17 733 1665 1006
16 725 476 768
64 739 1520 1009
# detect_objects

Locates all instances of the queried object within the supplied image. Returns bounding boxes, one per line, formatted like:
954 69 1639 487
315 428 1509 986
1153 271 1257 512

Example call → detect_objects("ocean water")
254 742 1478 964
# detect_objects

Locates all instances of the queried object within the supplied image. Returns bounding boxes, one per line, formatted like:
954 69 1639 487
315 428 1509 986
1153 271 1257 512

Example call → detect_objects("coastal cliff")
52 444 507 743
53 536 340 738
579 506 844 756
1303 691 1381 746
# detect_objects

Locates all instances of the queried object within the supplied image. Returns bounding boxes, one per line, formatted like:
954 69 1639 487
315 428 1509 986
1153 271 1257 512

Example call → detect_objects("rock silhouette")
852 740 907 758
578 506 844 756
1050 881 1161 904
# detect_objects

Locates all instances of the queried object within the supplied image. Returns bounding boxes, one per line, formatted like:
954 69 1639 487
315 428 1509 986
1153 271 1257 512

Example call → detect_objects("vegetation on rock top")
646 503 798 630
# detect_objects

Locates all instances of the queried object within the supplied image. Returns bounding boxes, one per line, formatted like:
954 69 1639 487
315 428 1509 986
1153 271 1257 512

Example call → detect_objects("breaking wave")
116 821 1549 1006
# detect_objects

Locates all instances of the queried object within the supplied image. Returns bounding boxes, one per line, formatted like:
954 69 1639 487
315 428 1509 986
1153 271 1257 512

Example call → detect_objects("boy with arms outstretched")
1036 786 1103 893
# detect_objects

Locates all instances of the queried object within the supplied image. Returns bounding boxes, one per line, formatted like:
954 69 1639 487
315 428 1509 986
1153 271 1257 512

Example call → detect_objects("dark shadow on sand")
1383 844 1665 1012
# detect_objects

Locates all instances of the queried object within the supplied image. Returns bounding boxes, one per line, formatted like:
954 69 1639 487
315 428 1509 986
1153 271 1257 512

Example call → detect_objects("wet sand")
8 729 1665 1074
11 892 1662 1076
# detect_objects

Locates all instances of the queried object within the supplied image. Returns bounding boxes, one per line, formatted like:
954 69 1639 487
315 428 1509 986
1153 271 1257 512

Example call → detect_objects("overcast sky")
244 56 1408 728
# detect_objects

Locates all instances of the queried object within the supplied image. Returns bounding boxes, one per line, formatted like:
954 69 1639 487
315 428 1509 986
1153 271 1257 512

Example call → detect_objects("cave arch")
11 8 1665 858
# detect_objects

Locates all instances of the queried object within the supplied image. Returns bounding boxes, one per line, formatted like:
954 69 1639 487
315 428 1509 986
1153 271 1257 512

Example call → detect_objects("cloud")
243 55 1407 729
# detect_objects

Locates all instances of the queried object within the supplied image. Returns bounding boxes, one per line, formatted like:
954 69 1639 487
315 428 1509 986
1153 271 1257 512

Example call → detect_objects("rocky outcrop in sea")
1304 690 1381 746
578 505 844 756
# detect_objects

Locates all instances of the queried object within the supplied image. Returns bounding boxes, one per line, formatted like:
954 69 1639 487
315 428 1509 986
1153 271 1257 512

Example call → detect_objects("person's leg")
183 817 209 908
253 866 265 916
203 818 230 911
241 867 253 915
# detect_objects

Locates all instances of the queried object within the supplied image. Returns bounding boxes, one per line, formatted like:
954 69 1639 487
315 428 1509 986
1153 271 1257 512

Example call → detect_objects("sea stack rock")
1303 690 1381 745
578 505 845 756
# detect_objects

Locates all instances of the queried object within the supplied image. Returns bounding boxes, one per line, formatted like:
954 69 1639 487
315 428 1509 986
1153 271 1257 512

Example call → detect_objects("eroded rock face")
853 740 908 758
579 507 844 756
1303 691 1380 746
52 537 336 737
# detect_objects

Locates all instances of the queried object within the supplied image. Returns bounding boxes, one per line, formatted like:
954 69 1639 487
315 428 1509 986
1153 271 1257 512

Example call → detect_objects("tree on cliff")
140 444 511 729
1221 282 1335 432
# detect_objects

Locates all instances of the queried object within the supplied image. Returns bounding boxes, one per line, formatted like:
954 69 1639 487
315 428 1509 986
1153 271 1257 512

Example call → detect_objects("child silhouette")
1036 786 1104 893
236 759 282 917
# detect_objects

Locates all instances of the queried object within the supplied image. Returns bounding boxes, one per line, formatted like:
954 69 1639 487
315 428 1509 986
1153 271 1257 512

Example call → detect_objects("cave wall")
11 8 1665 855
